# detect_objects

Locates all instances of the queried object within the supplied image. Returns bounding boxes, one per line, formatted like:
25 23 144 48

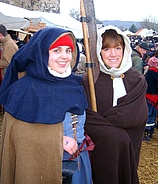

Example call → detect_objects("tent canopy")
0 2 83 38
144 29 155 37
0 2 41 25
36 11 83 39
123 30 135 36
135 28 154 37
0 12 30 30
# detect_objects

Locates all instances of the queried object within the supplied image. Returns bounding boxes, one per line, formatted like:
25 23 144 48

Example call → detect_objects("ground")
138 128 158 184
0 114 157 183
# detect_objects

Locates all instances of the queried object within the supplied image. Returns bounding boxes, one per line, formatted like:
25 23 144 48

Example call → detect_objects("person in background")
142 43 155 74
75 42 86 75
75 52 86 75
0 27 93 184
11 34 25 49
0 45 2 85
82 25 148 184
0 24 18 78
0 45 3 115
144 49 158 141
155 43 158 50
131 41 149 73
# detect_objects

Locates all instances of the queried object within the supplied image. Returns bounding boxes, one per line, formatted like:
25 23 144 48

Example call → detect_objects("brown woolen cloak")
0 113 63 184
82 68 148 184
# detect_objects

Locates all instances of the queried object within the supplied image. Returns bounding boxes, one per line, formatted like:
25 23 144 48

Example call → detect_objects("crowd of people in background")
129 35 158 141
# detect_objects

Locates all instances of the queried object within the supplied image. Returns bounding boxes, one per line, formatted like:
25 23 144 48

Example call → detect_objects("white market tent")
144 29 155 37
0 12 30 30
35 11 83 39
0 2 40 26
123 30 135 36
0 2 83 38
135 28 156 38
135 28 150 37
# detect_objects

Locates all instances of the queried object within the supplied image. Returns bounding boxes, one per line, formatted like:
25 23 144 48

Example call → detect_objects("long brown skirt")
0 112 63 184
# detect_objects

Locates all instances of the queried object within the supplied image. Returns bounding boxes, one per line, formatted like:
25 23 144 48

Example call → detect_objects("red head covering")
49 35 74 51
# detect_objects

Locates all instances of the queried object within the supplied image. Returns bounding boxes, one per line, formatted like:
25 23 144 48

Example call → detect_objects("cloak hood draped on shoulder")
0 27 88 124
97 25 132 77
96 25 133 106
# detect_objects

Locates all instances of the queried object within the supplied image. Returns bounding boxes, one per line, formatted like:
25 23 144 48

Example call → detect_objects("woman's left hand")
63 136 78 155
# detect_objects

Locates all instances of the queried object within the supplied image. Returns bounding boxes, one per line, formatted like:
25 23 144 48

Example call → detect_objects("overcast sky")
60 0 158 21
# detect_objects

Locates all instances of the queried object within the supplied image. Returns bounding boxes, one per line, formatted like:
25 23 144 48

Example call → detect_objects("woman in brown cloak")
82 25 148 184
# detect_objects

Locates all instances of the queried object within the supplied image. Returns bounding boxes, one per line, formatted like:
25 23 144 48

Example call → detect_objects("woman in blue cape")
0 27 92 184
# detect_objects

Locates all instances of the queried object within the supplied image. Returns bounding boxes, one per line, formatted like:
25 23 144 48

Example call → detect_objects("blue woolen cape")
0 27 88 124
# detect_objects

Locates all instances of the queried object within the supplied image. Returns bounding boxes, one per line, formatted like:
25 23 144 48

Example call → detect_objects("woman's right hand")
63 136 78 155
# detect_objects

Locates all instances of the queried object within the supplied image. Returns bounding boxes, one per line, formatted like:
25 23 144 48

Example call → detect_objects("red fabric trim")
149 67 158 72
69 133 95 160
146 94 158 109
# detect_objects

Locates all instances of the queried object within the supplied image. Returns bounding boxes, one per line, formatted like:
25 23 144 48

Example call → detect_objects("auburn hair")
101 29 125 51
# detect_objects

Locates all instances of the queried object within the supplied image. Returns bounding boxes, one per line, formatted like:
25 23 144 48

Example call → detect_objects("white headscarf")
97 25 132 106
48 65 71 78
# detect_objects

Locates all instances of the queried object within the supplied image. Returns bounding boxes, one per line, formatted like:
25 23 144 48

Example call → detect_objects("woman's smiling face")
100 29 125 68
48 46 72 74
101 45 123 68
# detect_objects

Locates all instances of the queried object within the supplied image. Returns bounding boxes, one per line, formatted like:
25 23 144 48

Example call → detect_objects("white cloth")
96 25 132 106
113 78 126 106
48 65 71 78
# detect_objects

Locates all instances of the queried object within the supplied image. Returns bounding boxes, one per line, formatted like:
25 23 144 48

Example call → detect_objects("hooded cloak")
0 27 88 124
82 25 148 184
